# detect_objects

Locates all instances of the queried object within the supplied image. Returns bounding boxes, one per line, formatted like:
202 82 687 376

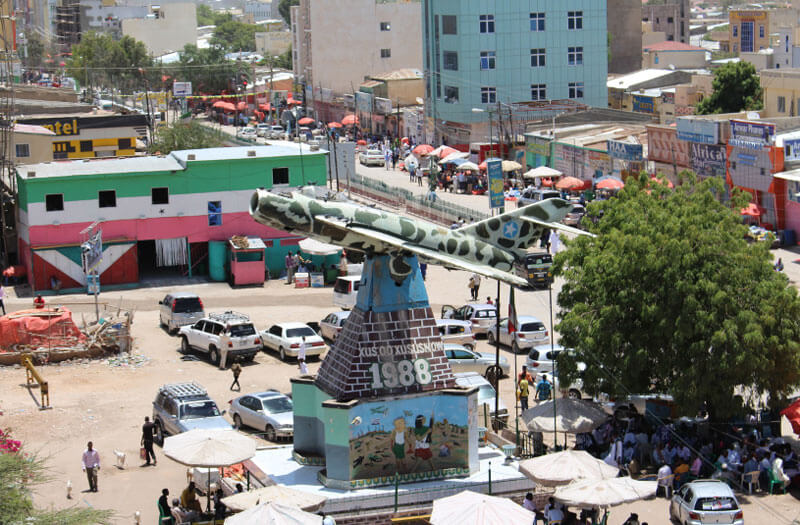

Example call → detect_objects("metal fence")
347 173 489 226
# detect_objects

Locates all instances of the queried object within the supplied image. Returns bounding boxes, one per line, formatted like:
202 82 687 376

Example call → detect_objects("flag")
508 285 518 334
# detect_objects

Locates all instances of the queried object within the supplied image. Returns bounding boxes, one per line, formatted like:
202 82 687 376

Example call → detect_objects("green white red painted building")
15 145 328 292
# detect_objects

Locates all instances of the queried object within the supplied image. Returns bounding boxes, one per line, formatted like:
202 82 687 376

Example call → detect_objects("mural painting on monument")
348 395 471 480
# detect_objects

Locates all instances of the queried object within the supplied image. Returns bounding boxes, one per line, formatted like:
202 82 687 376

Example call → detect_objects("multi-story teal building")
422 0 608 140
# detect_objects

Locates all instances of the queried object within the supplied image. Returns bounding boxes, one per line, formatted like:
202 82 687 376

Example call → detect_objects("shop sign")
676 117 718 144
729 119 774 149
607 140 643 162
690 143 726 178
633 95 655 114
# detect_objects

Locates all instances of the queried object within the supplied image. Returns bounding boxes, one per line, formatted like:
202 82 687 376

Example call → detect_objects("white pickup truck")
260 322 326 361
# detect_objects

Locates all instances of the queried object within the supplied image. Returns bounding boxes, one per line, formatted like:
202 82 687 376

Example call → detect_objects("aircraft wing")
313 216 530 287
520 216 596 238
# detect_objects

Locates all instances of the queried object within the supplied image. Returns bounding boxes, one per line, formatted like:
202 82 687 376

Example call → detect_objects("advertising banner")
676 118 719 144
647 125 690 166
487 160 504 209
632 95 655 114
784 138 800 161
690 143 726 178
355 91 373 112
729 119 775 149
172 82 192 97
374 97 393 114
607 140 643 162
729 146 773 191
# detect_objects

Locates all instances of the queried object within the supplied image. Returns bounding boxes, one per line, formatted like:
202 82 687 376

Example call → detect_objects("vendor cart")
228 236 266 286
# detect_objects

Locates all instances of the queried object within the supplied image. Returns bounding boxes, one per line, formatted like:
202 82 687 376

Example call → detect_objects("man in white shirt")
298 336 308 375
81 441 100 492
657 463 673 497
469 273 481 301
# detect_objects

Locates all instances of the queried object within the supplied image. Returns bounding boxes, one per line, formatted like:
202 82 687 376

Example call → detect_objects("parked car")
178 311 261 367
229 390 294 441
359 149 385 166
444 343 510 378
256 123 271 137
441 303 497 336
237 127 257 139
159 292 204 335
436 319 475 350
669 479 743 525
333 275 361 310
454 372 508 424
487 315 548 354
152 382 231 445
526 344 567 375
261 322 326 361
519 188 561 207
320 311 350 341
268 125 285 139
563 203 586 227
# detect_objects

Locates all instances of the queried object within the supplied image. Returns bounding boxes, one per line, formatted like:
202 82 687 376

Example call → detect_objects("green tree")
148 121 224 154
175 44 245 94
696 61 763 114
278 0 299 25
274 45 292 70
197 4 233 27
66 32 154 91
0 435 113 524
22 31 47 69
210 20 260 52
554 174 800 419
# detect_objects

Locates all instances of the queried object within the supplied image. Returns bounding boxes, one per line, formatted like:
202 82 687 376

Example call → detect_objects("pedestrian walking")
0 284 6 315
518 376 530 411
81 441 100 492
141 417 157 466
285 251 297 285
408 163 416 182
536 374 552 402
392 149 399 170
298 336 308 375
419 263 427 281
469 273 481 301
230 361 242 391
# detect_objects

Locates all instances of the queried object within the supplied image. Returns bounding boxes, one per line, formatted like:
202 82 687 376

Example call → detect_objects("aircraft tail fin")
459 198 572 252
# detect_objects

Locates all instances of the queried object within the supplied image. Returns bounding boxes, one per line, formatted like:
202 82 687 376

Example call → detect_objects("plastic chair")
657 474 674 498
768 469 787 494
741 470 761 494
158 503 173 524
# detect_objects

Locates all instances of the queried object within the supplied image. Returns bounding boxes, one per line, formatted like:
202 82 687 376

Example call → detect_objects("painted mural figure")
413 415 434 471
391 417 411 472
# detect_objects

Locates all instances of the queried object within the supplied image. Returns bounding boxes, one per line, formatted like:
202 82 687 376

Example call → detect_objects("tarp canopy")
781 398 800 435
553 476 657 509
524 166 562 179
430 490 535 525
518 450 619 487
0 308 86 350
522 399 608 434
298 238 341 256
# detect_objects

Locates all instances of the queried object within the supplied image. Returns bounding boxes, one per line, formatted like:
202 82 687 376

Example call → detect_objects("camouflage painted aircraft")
249 187 586 286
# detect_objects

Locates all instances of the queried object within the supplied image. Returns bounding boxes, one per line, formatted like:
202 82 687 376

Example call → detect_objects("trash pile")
230 235 251 249
106 352 149 368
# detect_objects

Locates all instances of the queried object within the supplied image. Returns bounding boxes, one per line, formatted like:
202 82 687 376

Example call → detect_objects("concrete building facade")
422 0 608 135
608 0 642 74
642 41 707 70
761 68 800 118
728 9 774 55
291 0 422 95
121 3 196 56
642 0 689 44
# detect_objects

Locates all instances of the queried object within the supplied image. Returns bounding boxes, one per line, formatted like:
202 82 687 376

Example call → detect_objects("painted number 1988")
369 359 432 389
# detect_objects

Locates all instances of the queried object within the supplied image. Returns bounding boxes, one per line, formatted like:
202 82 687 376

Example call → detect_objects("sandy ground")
0 153 799 524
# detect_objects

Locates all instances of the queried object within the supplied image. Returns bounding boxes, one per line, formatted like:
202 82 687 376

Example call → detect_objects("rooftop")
13 124 55 136
643 41 706 52
370 68 424 81
607 69 684 90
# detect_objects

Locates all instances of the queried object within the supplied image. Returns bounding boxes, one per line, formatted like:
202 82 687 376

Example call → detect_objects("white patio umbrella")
553 476 657 508
430 490 534 525
163 429 257 512
518 449 619 487
523 166 563 179
224 501 323 525
440 151 470 163
222 485 327 513
404 154 419 169
460 161 480 171
501 160 523 172
521 398 608 434
298 238 341 256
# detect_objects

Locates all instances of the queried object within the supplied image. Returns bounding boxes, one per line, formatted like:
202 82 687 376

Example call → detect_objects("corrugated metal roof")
171 145 325 163
13 124 55 135
643 41 706 52
370 68 423 81
607 69 679 90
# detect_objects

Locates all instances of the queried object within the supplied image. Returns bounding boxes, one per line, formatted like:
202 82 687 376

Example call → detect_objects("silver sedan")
228 391 294 441
443 344 510 378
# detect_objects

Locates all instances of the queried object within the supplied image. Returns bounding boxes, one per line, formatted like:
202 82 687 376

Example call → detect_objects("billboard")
374 97 393 114
632 95 655 114
81 231 102 273
690 143 726 178
729 119 775 149
487 160 504 209
607 140 643 162
173 81 192 97
784 138 800 161
676 118 719 144
355 91 372 112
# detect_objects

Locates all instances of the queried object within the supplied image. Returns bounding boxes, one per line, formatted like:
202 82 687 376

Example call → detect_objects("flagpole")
494 279 501 431
549 259 558 449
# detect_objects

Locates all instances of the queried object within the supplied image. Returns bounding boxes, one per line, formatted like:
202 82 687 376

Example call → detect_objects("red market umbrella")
259 103 272 111
413 144 434 156
431 145 459 158
740 203 762 217
221 102 236 112
650 176 674 189
235 101 247 111
298 117 314 125
341 114 359 126
327 122 342 128
596 177 624 190
781 399 800 435
478 157 502 170
357 139 367 146
541 177 554 187
212 100 226 108
556 176 584 190
401 137 409 144
286 99 302 106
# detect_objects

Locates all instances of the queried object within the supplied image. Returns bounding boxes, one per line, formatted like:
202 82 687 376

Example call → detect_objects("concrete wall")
122 3 197 55
608 0 642 74
761 68 800 117
643 0 689 43
643 49 707 69
12 132 53 165
740 51 774 71
255 30 292 57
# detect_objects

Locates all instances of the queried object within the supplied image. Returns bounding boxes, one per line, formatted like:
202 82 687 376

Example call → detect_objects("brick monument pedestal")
291 254 479 489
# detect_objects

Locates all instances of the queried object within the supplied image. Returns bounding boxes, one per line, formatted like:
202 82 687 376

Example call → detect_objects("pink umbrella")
327 122 342 128
596 178 624 190
298 117 314 125
650 176 674 189
341 114 359 126
740 203 762 217
413 144 434 156
235 101 247 111
556 176 585 190
431 145 459 158
357 139 367 146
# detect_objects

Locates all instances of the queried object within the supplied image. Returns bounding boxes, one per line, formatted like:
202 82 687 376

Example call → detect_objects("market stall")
228 236 266 286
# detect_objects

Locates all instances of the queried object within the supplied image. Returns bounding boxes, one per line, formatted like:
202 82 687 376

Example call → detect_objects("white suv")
179 311 261 368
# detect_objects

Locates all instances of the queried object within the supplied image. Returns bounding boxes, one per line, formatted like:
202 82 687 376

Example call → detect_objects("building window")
741 21 754 52
443 51 458 71
667 16 674 23
80 140 93 152
380 48 391 58
778 96 786 113
98 190 116 208
208 201 222 226
530 12 545 31
151 187 169 205
444 86 459 103
479 14 494 33
45 194 64 212
531 84 546 101
480 50 496 70
733 25 738 37
568 82 584 99
273 167 289 185
380 21 391 31
760 25 765 38
568 46 583 65
568 11 583 30
481 86 497 104
442 15 457 34
531 48 546 67
15 144 29 158
733 43 738 53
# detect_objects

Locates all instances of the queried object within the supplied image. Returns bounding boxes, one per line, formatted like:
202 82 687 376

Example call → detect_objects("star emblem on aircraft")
502 221 519 239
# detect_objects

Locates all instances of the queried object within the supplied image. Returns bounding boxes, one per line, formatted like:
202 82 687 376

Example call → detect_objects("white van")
332 275 361 310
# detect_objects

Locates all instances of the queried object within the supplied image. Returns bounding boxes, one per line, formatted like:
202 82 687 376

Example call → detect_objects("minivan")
332 275 361 310
159 292 204 335
519 188 561 207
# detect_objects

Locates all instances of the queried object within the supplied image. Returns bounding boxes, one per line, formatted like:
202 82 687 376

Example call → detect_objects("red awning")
781 398 800 435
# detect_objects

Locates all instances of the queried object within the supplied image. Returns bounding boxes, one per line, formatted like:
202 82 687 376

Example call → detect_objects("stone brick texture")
315 305 455 401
